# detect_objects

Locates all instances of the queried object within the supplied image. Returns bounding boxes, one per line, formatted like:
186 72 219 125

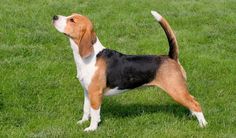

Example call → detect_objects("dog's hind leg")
150 59 207 127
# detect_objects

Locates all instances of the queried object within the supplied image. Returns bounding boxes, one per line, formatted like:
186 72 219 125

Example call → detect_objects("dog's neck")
69 37 105 64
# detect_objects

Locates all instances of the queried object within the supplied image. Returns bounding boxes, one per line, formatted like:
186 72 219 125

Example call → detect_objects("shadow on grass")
102 100 190 119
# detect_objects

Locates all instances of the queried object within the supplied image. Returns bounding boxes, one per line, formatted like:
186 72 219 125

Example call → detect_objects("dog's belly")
104 87 126 96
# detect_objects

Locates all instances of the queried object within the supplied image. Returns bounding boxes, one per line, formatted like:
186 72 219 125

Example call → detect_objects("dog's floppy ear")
79 26 97 58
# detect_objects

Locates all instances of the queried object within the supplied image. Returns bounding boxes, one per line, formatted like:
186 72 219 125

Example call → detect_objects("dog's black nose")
53 15 58 20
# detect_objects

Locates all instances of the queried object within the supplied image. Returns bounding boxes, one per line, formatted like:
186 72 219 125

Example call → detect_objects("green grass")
0 0 236 137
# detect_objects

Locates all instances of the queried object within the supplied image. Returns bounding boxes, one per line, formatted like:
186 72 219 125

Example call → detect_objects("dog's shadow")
102 99 190 120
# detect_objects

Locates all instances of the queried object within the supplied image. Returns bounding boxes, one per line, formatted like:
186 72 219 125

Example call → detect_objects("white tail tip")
151 10 162 21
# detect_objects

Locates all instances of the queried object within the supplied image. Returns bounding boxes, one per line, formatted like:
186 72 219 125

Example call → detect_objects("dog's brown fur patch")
148 58 202 112
88 57 107 109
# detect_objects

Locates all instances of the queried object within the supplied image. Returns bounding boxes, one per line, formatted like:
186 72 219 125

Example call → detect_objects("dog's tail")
151 11 179 62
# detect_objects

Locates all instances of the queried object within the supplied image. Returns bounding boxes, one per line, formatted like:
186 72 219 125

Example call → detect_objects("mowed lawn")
0 0 236 137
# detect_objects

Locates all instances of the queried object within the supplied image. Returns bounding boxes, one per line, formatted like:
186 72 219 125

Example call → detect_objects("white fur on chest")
69 38 104 90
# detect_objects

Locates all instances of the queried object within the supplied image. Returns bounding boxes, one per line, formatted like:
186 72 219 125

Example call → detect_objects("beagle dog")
52 11 207 131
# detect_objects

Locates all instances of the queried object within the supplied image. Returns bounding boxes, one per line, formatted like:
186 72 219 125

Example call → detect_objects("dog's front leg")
84 107 101 132
84 89 102 132
77 90 90 124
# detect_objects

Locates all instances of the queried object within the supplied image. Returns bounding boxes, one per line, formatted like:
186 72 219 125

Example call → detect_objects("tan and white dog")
52 11 207 131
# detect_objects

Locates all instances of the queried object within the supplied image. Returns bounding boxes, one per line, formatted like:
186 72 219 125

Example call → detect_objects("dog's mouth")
63 33 70 37
52 21 70 37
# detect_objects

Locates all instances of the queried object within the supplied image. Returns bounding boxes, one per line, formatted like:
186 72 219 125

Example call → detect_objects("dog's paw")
199 119 208 128
77 119 89 125
84 126 97 132
191 111 208 128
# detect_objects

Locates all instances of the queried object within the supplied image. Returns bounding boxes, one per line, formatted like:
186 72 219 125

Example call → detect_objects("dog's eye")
70 18 75 22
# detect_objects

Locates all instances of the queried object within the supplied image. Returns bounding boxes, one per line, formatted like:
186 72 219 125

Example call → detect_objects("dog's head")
52 13 96 58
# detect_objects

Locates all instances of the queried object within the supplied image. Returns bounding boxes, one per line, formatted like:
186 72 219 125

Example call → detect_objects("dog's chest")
77 61 97 90
70 39 97 90
69 38 107 91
